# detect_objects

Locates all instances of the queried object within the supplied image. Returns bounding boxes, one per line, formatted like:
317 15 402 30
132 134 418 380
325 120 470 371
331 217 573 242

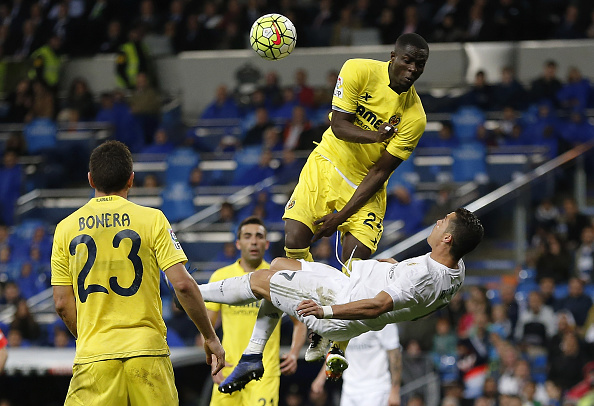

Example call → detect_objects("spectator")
558 197 592 251
461 70 493 111
137 0 162 34
141 173 159 189
10 298 41 342
491 304 513 340
562 108 594 146
432 12 464 43
271 87 299 122
530 60 563 106
515 291 557 346
129 72 161 145
493 67 528 110
261 71 283 110
457 336 489 400
232 149 276 186
261 127 283 152
553 4 583 40
3 78 32 123
293 69 315 109
53 323 75 348
0 281 22 306
115 23 152 90
200 84 241 120
464 4 494 42
214 241 237 264
216 201 236 226
385 185 425 236
13 19 40 60
535 233 571 284
574 225 594 283
402 339 433 398
557 67 591 112
165 300 199 347
95 91 144 153
141 127 175 155
432 317 457 365
557 278 593 328
28 34 62 91
548 332 585 391
0 150 23 226
243 107 274 146
522 100 561 159
280 105 310 149
16 262 45 299
498 359 533 397
63 77 96 121
173 13 201 52
538 277 559 309
548 310 577 359
98 20 123 54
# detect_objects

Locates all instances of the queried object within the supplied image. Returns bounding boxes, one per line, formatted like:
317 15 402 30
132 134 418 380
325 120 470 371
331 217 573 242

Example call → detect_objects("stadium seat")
160 182 196 223
165 148 200 186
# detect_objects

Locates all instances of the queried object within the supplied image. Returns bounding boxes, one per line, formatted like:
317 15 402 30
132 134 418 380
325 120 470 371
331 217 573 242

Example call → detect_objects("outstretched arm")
312 151 402 243
165 263 225 375
297 291 394 320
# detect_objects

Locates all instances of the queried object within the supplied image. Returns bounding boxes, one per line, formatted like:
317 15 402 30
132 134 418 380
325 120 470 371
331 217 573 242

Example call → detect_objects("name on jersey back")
78 212 131 230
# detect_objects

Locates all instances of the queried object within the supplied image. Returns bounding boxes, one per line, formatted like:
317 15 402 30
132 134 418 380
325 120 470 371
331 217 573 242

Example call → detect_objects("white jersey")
341 324 400 406
268 253 465 341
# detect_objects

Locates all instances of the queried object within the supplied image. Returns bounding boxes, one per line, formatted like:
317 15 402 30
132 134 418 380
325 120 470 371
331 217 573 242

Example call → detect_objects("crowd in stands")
0 1 594 405
0 0 593 58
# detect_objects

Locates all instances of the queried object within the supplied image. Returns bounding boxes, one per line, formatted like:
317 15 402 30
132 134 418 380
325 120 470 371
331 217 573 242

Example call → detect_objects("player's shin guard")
285 247 313 262
198 274 257 305
244 300 283 355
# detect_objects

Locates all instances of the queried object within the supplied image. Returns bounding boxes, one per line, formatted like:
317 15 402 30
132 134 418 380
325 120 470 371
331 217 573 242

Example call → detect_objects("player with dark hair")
282 32 429 361
205 216 306 406
52 140 224 405
199 208 484 393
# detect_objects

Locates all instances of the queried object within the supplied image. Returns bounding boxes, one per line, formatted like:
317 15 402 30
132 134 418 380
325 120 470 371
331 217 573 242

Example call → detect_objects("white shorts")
340 388 391 406
268 261 368 341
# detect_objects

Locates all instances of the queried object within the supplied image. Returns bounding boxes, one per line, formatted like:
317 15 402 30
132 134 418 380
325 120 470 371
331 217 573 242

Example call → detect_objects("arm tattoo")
388 347 402 387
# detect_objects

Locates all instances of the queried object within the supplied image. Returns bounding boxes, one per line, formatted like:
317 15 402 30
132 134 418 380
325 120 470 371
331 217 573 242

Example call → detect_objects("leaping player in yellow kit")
281 33 430 369
52 140 224 405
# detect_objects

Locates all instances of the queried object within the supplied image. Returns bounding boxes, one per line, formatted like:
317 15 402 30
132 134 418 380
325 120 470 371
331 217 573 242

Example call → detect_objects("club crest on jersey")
286 199 296 210
333 76 343 99
389 115 401 126
169 229 182 250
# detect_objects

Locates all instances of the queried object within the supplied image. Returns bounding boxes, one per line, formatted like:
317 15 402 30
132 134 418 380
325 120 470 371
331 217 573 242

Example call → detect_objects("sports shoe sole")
218 368 264 394
325 353 349 381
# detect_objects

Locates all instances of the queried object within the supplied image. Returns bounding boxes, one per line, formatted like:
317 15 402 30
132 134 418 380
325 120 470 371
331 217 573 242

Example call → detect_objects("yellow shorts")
65 356 178 406
283 152 385 253
210 375 279 406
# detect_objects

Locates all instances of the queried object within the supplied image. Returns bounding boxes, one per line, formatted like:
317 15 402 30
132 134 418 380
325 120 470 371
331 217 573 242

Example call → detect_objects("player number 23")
69 230 143 303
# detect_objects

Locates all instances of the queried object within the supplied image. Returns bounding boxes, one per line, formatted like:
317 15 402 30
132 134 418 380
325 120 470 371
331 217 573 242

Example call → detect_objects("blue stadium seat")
451 142 487 183
165 148 200 186
160 182 195 223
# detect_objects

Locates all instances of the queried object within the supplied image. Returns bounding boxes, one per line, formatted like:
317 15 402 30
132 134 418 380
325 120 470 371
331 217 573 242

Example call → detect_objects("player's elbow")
172 274 198 296
369 297 393 318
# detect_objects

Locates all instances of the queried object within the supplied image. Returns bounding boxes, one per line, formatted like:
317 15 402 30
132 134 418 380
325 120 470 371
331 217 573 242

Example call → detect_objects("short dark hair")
236 216 267 239
89 140 133 194
447 208 484 259
395 33 429 53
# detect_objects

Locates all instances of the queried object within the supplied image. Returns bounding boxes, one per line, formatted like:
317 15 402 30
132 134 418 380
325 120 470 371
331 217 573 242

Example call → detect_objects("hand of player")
378 258 398 264
376 123 395 143
388 386 401 406
280 353 298 375
296 300 324 319
312 212 345 243
211 360 233 384
203 337 226 376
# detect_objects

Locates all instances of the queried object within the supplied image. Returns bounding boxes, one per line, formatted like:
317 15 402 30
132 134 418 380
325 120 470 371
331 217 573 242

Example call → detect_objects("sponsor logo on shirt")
360 92 373 101
438 281 462 301
169 229 182 250
333 76 343 99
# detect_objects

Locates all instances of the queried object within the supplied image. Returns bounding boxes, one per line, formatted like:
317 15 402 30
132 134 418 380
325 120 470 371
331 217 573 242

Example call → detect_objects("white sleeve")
376 323 400 351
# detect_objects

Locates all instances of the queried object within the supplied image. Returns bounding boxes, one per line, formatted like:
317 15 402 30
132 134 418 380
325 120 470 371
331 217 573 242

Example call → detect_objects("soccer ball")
249 14 296 61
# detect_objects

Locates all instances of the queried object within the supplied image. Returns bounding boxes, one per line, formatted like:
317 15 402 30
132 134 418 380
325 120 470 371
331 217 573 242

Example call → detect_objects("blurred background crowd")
0 1 593 406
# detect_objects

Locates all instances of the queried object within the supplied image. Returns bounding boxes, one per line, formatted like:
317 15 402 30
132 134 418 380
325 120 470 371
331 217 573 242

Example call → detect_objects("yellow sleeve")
386 116 426 160
331 59 363 114
51 222 72 286
153 211 188 271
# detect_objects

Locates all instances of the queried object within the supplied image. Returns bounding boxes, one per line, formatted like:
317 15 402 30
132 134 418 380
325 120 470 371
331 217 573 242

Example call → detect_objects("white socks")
198 273 257 306
244 300 283 355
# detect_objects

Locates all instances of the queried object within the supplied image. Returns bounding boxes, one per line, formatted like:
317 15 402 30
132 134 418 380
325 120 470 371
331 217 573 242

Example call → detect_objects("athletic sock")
332 340 350 353
285 247 313 262
198 273 257 305
244 300 283 355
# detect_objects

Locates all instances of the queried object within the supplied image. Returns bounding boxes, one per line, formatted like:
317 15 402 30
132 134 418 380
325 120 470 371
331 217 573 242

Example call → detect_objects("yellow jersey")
51 195 187 364
205 260 281 378
315 58 426 184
